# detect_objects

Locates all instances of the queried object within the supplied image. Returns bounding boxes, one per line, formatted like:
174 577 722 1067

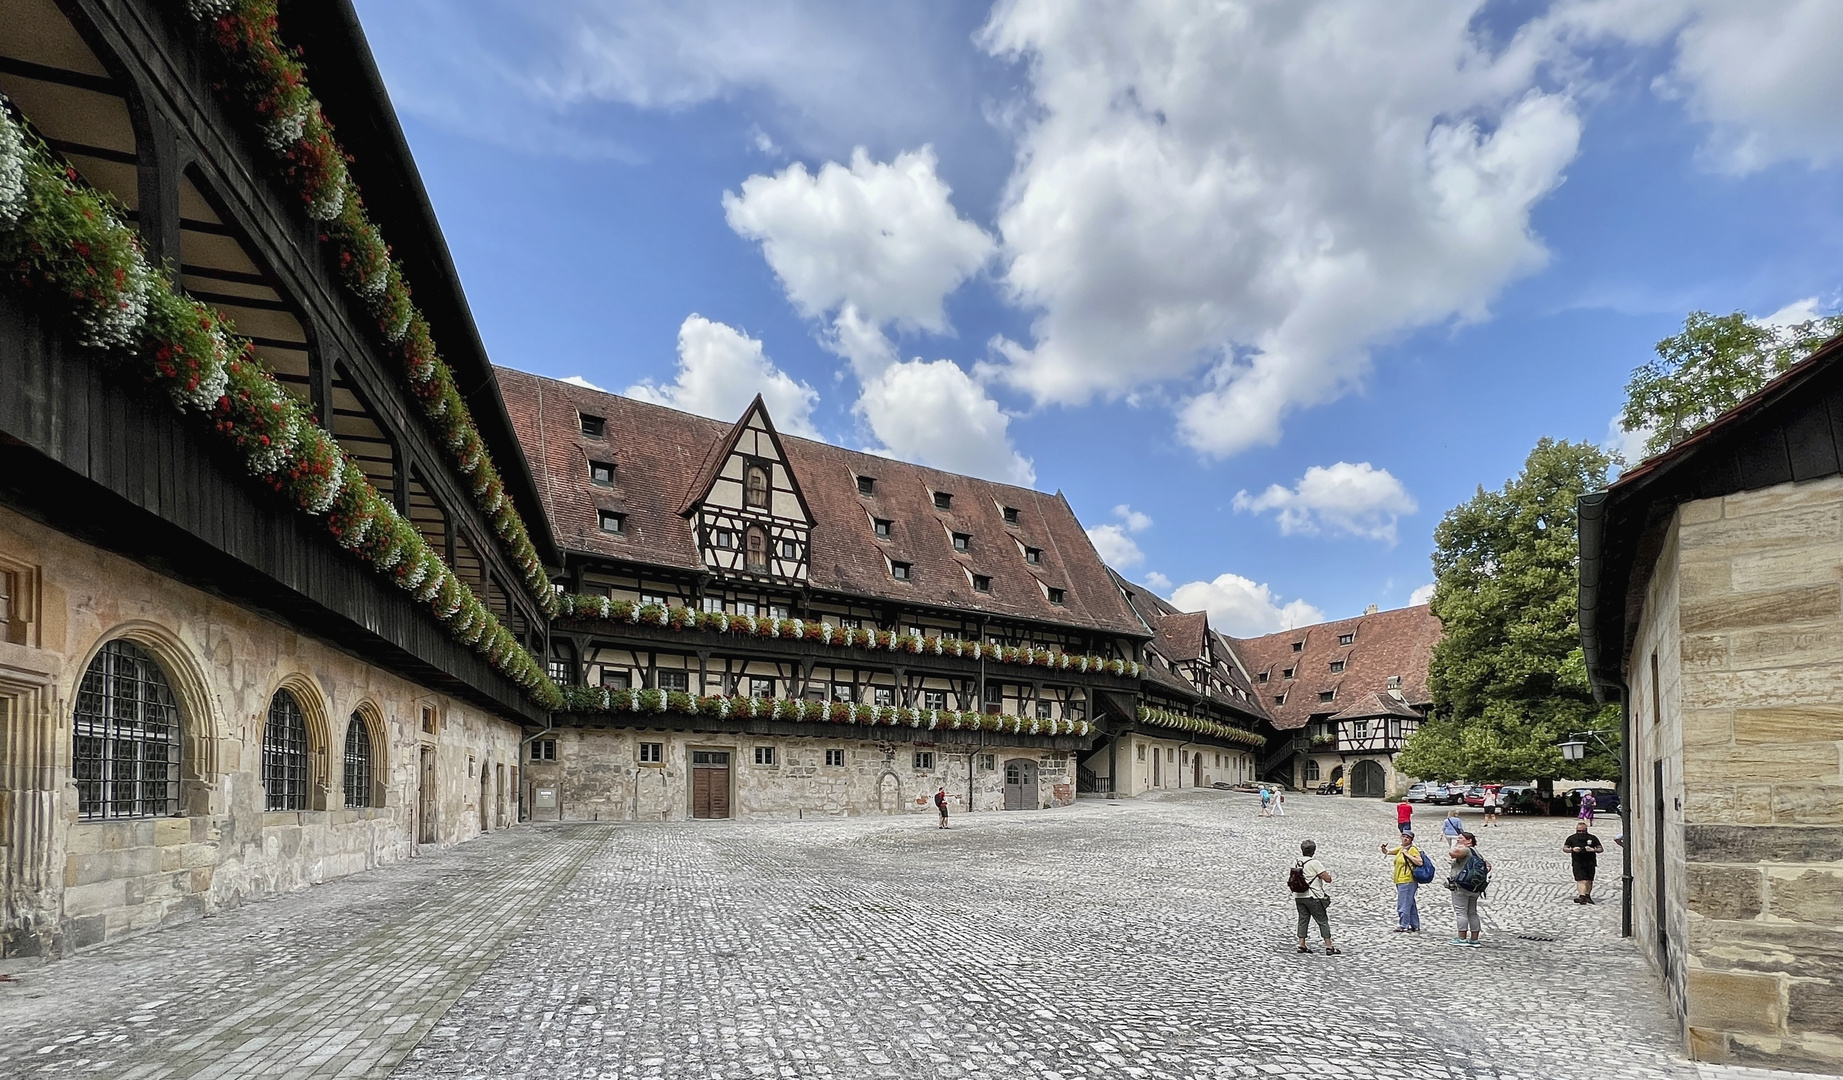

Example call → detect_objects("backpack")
1409 848 1436 884
1288 861 1311 893
1449 849 1489 893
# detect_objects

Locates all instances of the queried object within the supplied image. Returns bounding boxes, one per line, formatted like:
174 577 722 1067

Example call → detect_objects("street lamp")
1556 730 1613 762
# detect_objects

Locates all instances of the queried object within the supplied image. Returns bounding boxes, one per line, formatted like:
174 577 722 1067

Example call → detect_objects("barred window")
343 713 374 808
264 688 310 811
73 640 181 820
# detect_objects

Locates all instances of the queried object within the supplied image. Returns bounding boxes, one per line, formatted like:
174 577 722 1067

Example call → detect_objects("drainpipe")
1619 681 1633 939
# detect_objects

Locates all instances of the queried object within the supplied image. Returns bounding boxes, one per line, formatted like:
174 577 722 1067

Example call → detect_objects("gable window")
745 463 770 509
1329 660 1346 674
638 742 663 764
657 670 689 693
589 461 615 486
913 751 935 770
891 561 912 581
531 738 557 762
780 540 799 559
1318 690 1336 703
1388 674 1402 690
971 574 992 592
1003 507 1019 525
745 527 769 573
874 519 893 538
1338 633 1354 646
953 532 971 551
1024 547 1041 565
754 746 777 766
598 510 624 534
712 528 736 549
933 491 953 510
1047 587 1066 605
579 413 605 438
857 475 876 495
73 640 181 820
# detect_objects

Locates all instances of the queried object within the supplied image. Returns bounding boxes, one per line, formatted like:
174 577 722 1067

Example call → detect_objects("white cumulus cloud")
1232 462 1418 544
977 0 1582 457
1086 504 1153 568
626 315 823 440
1141 571 1173 594
560 374 608 392
856 359 1034 485
1171 574 1326 638
1409 583 1436 607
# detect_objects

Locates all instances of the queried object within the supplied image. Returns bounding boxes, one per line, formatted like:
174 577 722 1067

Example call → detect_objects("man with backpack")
1382 831 1430 932
1289 839 1339 954
1445 831 1490 946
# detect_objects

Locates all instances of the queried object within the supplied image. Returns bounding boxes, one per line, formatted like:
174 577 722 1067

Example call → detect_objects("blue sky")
351 0 1843 635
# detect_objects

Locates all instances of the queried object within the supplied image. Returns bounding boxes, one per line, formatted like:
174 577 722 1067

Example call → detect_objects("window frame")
589 460 616 486
598 510 625 534
531 738 558 762
754 745 777 766
72 639 183 821
913 751 935 770
343 712 374 809
890 561 912 581
263 688 311 812
638 742 663 764
579 413 606 438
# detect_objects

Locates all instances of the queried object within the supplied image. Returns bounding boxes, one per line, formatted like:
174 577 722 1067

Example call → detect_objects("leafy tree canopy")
1621 309 1843 459
1396 439 1620 784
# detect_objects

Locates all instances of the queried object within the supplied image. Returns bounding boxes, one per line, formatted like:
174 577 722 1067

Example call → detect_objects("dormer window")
745 463 770 509
1003 507 1019 525
1291 641 1303 652
857 475 876 495
874 518 892 539
933 491 953 510
579 413 605 438
598 511 624 534
891 561 912 581
780 540 799 559
1257 672 1269 684
1047 587 1065 605
1329 660 1345 674
1274 694 1286 705
971 574 991 592
1318 690 1335 703
1024 547 1041 565
1388 675 1402 690
1338 633 1354 646
1282 667 1295 679
952 532 971 551
589 461 615 486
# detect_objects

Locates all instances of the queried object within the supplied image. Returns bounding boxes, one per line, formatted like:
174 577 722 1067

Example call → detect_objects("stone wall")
522 727 1078 820
1633 478 1843 1073
1112 735 1252 797
1300 752 1412 799
0 508 525 958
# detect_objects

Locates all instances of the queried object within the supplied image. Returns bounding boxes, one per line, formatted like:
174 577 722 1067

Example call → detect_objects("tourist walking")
1481 785 1500 827
1274 791 1286 817
1260 787 1273 817
934 786 949 829
1382 831 1427 931
1445 831 1490 946
1288 839 1339 954
1563 819 1604 903
1578 789 1598 824
1396 798 1413 835
1441 807 1464 841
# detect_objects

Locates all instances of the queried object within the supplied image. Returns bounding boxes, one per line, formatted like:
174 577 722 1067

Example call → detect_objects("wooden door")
478 767 489 831
417 746 436 844
692 750 731 819
1352 758 1385 798
1004 759 1037 810
1193 753 1202 787
1152 747 1161 787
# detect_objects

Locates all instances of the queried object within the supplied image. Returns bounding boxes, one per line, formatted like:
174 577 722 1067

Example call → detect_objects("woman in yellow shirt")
1382 832 1427 932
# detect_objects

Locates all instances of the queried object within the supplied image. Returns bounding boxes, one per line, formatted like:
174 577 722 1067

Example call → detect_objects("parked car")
1314 780 1344 796
1567 787 1620 814
1405 782 1437 802
1426 782 1465 806
1463 785 1489 807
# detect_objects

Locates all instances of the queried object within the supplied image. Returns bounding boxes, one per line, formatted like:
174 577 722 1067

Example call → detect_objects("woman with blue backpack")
1382 831 1432 931
1445 831 1492 947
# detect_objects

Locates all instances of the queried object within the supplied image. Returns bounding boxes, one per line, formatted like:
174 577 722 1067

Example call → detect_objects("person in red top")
1396 799 1413 835
934 787 949 829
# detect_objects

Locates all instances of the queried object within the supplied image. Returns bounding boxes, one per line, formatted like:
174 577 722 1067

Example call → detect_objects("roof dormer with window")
682 396 814 584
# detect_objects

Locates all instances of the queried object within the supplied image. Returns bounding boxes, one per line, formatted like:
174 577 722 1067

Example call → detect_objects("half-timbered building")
498 369 1170 820
0 0 560 957
1237 604 1441 797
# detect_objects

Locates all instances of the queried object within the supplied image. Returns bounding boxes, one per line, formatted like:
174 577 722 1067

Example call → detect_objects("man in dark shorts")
1563 819 1603 903
935 786 949 829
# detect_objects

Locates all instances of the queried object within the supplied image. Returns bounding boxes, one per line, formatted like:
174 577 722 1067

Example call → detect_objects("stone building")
1237 605 1441 797
1580 341 1843 1073
497 371 1273 820
0 0 559 956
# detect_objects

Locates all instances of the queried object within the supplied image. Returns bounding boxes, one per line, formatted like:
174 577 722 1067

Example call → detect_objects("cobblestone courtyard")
1 792 1711 1079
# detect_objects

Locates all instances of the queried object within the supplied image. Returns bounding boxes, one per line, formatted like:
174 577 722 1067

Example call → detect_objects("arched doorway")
479 765 491 831
1193 752 1202 787
1351 759 1386 798
1003 758 1039 810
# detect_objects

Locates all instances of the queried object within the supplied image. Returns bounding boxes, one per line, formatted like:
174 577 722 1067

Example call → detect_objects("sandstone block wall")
0 508 525 957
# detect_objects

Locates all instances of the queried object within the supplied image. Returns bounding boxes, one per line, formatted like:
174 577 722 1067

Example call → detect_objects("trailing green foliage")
1396 439 1619 783
1134 706 1265 748
558 685 1094 737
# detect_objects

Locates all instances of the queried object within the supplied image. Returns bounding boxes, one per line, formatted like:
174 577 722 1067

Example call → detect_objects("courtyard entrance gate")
692 751 731 818
1351 759 1385 798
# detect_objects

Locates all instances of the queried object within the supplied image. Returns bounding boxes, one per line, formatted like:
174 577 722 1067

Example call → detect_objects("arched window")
264 688 309 811
343 713 373 809
745 527 768 573
73 640 181 820
744 464 770 509
1304 759 1321 782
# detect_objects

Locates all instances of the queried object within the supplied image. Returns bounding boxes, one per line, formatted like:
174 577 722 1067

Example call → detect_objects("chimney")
1364 604 1379 615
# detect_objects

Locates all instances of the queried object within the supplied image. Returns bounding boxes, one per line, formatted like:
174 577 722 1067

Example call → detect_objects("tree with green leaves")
1620 309 1843 459
1396 439 1620 784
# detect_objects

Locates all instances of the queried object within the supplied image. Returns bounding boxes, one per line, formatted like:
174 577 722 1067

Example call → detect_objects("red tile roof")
1235 605 1441 730
1110 571 1267 721
497 367 1148 638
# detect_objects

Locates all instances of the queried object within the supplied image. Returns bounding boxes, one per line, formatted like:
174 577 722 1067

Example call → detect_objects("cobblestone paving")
0 825 607 1079
395 792 1691 1080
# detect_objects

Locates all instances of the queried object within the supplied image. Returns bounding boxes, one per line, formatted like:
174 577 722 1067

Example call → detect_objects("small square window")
598 510 624 534
891 562 911 581
873 687 894 706
1025 547 1041 564
1274 694 1286 705
641 592 669 607
922 689 947 710
700 596 724 613
1257 672 1269 684
547 659 571 684
857 476 876 495
1035 699 1053 720
972 574 991 592
750 677 775 698
1292 642 1303 652
768 604 790 619
1047 587 1065 605
1136 744 1146 762
600 669 631 689
979 753 996 771
825 748 845 767
657 670 689 693
953 532 971 551
1318 690 1335 703
531 738 557 762
579 413 605 438
831 683 855 703
1329 660 1345 674
913 751 935 770
590 461 615 486
1282 667 1295 679
1003 507 1019 525
933 492 953 510
755 746 777 766
1339 633 1354 646
874 519 893 538
638 742 663 764
780 540 799 558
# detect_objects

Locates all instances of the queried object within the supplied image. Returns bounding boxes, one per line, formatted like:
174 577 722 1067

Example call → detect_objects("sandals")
1296 945 1312 953
1324 946 1342 955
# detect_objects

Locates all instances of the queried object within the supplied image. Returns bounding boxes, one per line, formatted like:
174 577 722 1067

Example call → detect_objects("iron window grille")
263 689 310 811
73 639 181 820
913 751 935 770
825 748 845 767
343 714 373 808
